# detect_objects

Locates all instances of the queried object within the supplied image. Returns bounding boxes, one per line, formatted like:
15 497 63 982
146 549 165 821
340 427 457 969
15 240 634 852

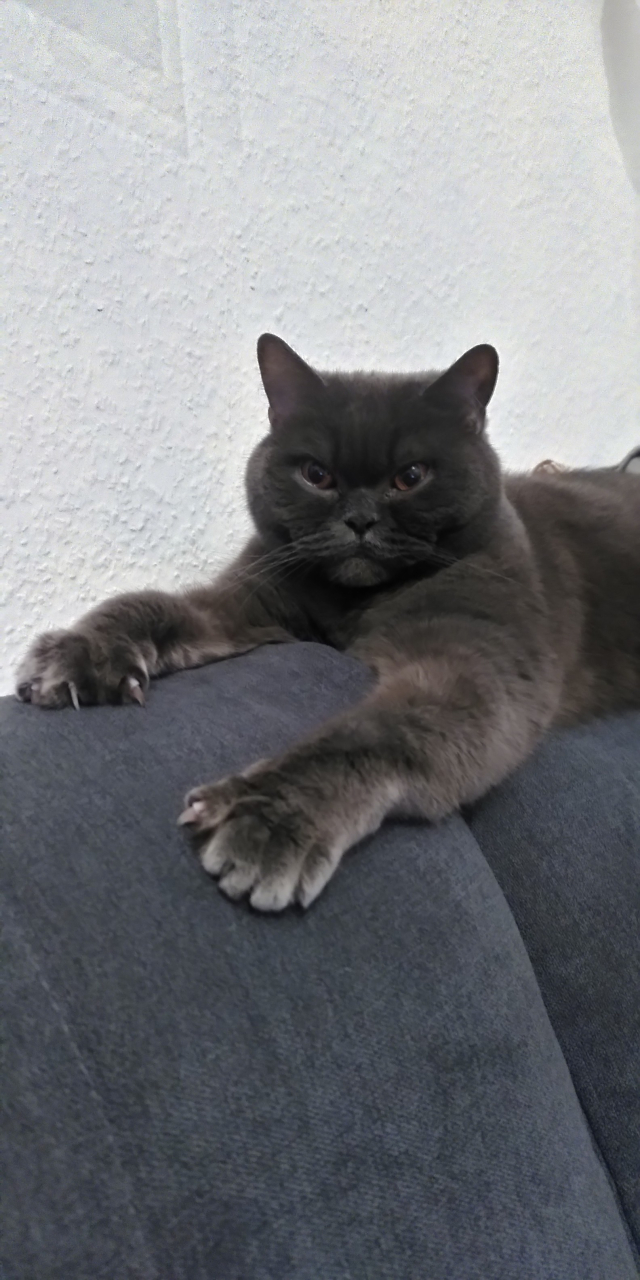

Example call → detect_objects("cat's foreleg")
180 645 552 912
16 562 292 709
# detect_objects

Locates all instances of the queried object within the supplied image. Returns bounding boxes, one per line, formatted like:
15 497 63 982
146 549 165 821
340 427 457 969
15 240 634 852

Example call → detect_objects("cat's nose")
344 513 379 535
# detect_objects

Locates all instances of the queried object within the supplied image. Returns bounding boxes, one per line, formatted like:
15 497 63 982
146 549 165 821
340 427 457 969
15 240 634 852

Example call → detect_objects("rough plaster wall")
1 0 639 691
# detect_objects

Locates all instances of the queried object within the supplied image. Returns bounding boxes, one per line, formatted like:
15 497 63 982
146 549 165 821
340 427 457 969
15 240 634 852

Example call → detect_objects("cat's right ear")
257 334 326 428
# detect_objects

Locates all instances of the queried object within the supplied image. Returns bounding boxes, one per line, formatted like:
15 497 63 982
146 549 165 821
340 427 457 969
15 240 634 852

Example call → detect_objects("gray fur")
16 336 640 911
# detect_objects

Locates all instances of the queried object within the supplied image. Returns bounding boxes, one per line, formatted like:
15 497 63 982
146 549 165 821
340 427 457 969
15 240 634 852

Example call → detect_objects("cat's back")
505 465 640 532
505 465 640 578
505 464 640 614
505 466 640 720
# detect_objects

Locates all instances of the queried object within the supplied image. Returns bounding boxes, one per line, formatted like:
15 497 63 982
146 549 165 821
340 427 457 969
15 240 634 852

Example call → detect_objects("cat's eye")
301 460 336 490
393 463 431 491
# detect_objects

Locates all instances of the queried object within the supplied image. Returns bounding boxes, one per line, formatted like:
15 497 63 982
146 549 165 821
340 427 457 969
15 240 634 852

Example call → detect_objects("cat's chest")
299 578 423 651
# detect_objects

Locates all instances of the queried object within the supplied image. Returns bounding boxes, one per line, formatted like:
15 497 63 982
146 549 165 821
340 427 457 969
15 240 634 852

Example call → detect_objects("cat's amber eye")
301 460 336 490
393 463 430 491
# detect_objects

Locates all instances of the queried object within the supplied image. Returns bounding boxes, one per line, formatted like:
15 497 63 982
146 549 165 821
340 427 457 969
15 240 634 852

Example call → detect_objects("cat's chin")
326 557 391 587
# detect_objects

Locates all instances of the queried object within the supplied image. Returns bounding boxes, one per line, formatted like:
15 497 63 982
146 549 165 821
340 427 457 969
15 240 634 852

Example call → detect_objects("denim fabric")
1 643 638 1279
469 712 640 1253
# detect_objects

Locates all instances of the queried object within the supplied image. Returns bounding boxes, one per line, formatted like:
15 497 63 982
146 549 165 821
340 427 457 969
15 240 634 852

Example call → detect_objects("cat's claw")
125 675 145 706
177 799 207 825
68 681 80 711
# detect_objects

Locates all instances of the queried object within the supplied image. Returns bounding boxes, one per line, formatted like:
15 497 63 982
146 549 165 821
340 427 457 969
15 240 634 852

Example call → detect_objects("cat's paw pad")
15 630 149 709
179 773 339 912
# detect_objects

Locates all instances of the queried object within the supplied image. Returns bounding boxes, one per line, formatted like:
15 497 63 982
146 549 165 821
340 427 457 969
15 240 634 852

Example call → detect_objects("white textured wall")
1 0 639 692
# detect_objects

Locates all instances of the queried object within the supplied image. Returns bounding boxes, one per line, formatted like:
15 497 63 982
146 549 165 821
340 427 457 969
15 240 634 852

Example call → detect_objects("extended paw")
179 769 341 912
15 629 149 709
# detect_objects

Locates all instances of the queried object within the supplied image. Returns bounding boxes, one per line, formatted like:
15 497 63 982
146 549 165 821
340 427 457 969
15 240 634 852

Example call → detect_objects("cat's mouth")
321 532 440 587
309 526 437 588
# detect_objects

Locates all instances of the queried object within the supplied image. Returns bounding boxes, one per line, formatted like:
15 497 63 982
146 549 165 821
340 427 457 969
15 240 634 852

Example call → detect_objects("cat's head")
245 334 501 587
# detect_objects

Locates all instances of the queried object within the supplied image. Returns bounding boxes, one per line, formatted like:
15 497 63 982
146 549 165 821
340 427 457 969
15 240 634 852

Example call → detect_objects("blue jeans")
1 644 638 1278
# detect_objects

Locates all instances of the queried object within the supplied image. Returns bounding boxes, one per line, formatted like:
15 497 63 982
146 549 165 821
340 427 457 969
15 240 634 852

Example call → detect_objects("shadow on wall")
602 0 640 194
9 0 186 151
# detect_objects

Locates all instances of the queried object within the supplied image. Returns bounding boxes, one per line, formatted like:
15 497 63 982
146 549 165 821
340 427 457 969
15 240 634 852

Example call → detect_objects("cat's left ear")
426 344 499 431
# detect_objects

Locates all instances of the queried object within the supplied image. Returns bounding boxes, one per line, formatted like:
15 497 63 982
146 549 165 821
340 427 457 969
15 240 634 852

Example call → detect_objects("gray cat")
16 336 640 911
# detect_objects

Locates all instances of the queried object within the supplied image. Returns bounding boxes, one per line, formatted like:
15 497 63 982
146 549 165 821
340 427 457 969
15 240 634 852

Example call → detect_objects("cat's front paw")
16 629 148 709
179 765 344 912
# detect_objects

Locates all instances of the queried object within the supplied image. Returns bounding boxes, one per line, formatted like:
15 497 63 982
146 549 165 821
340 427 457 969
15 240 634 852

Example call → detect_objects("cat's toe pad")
200 822 304 912
16 678 40 703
